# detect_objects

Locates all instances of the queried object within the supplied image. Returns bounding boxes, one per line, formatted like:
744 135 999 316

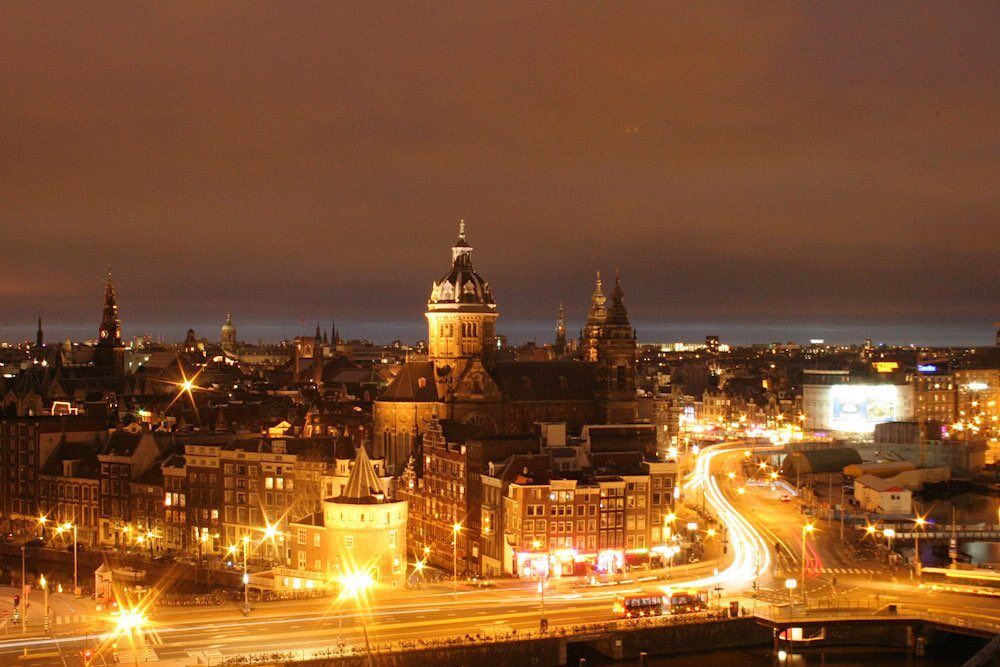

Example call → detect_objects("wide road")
3 440 996 665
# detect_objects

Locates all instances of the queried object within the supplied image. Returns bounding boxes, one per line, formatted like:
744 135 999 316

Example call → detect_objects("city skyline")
3 3 998 346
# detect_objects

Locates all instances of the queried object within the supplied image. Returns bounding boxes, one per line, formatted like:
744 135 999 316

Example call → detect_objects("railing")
219 608 747 665
753 601 1000 636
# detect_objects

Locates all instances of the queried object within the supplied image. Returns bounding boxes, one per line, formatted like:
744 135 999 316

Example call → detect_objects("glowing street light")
55 522 78 595
785 578 798 618
452 522 462 600
883 528 896 564
800 524 814 603
913 517 926 577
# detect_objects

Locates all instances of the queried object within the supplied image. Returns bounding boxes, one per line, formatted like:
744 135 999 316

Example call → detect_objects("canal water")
918 491 1000 565
572 636 987 665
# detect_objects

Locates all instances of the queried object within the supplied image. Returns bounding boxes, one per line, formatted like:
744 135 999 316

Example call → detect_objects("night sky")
2 3 998 346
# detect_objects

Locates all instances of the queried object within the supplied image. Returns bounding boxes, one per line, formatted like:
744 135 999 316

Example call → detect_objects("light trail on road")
676 441 772 593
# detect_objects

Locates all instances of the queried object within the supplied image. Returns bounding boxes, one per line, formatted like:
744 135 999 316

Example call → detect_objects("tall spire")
36 313 43 348
605 269 630 327
555 303 567 355
585 271 607 328
98 271 122 347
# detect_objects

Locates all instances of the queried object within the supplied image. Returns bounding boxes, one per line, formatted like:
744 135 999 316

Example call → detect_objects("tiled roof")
492 361 598 401
378 362 439 402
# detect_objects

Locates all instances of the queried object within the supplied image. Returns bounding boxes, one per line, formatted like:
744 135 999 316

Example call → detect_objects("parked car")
25 538 46 548
153 554 176 564
66 543 86 552
779 494 791 502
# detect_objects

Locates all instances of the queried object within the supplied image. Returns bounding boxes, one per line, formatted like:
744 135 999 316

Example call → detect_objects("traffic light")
82 649 93 665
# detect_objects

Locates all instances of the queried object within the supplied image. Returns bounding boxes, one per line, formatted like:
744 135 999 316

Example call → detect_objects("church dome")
428 222 496 312
221 312 236 334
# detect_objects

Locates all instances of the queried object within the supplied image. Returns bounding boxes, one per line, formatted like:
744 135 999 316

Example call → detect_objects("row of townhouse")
1 416 387 565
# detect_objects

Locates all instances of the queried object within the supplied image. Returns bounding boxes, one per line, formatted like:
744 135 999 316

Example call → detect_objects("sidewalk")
0 584 100 634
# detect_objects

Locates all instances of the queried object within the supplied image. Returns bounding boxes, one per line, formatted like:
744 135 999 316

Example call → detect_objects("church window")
616 365 627 389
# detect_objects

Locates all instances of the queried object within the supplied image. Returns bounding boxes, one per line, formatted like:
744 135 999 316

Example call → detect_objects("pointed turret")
605 269 630 327
554 303 567 356
585 272 607 329
98 272 122 347
337 445 385 504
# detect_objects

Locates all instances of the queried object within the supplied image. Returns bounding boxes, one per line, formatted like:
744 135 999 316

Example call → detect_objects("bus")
612 592 664 618
664 589 708 614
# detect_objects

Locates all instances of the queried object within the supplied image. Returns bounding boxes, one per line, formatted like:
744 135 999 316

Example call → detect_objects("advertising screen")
829 384 902 432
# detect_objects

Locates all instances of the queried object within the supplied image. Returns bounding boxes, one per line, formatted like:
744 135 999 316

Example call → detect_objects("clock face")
100 330 108 339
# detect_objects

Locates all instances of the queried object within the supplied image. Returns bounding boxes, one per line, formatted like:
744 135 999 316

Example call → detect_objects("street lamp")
452 522 462 600
55 522 78 595
233 534 251 614
800 524 814 604
115 607 147 667
36 515 48 539
785 578 797 618
913 517 926 577
883 528 896 565
39 575 48 634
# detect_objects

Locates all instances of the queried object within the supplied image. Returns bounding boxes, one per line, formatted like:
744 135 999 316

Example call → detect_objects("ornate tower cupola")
221 312 237 353
426 221 499 369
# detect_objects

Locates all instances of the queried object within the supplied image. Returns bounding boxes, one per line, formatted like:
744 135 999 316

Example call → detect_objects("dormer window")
417 377 427 389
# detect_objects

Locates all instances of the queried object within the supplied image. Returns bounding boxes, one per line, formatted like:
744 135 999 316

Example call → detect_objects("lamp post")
242 536 250 613
785 578 797 619
37 515 48 540
913 518 925 578
56 522 78 595
883 528 896 566
39 575 48 635
800 523 814 604
452 522 461 601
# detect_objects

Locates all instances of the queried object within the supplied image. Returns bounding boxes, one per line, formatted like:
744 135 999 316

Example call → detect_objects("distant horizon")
2 319 994 349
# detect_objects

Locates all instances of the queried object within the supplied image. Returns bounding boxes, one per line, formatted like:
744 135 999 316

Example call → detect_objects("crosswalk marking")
820 567 879 575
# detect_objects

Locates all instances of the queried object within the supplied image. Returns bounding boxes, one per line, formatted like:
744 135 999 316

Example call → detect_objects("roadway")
3 439 997 665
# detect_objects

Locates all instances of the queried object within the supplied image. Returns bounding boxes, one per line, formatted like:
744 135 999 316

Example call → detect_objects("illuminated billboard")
829 384 904 432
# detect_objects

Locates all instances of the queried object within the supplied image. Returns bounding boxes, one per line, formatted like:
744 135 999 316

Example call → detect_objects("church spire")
36 313 43 348
585 271 607 328
98 271 122 347
605 269 630 327
555 303 567 356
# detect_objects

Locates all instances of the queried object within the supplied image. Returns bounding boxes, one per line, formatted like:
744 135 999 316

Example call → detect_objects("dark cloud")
1 2 997 345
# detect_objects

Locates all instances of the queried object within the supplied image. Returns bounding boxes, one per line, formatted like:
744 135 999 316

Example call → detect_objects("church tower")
426 221 499 381
221 312 237 353
95 272 124 373
580 272 606 363
36 313 43 349
598 270 638 422
554 304 567 357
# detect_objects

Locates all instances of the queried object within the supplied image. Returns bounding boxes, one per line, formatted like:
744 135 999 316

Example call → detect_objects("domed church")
373 223 638 474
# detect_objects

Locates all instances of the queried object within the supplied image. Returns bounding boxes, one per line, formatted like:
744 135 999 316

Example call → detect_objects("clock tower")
95 272 124 373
